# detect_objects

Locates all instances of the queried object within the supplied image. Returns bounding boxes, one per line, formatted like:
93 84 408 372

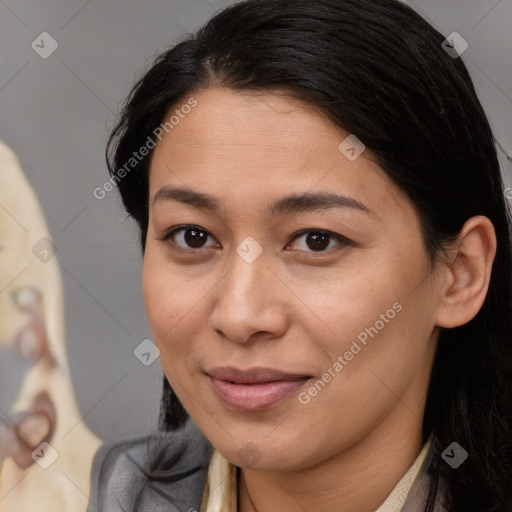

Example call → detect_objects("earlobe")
435 216 496 329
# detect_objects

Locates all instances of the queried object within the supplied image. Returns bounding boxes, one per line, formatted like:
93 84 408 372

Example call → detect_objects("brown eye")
288 230 349 253
161 225 218 250
182 227 208 248
305 231 330 251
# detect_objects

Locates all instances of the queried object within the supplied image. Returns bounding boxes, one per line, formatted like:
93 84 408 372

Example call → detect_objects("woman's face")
143 87 443 471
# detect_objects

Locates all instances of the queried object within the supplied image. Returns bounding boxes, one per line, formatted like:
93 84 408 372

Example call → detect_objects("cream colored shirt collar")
199 436 433 512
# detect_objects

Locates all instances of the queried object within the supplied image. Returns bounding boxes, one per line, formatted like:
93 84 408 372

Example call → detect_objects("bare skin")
143 87 496 511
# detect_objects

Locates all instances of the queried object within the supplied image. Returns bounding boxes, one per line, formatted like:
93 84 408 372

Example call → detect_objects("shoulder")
86 418 214 512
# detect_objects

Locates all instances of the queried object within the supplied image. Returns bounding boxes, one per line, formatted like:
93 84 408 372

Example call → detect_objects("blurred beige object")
0 140 102 511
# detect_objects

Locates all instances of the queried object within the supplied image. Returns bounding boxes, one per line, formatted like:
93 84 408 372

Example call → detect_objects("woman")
87 0 512 511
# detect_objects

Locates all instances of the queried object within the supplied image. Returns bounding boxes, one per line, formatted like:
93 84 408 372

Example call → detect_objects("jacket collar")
87 417 213 512
87 419 447 512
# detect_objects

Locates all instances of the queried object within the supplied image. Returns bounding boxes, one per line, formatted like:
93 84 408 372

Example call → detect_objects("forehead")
152 87 345 160
148 87 408 217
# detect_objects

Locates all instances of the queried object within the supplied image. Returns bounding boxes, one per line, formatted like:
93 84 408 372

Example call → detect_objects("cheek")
303 265 398 353
309 245 434 382
142 251 210 415
141 246 207 366
142 250 180 348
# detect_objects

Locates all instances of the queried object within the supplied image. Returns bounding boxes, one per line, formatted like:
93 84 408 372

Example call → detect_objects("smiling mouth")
206 366 312 411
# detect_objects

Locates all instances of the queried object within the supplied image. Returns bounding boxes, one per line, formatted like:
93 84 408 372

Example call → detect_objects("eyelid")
158 224 351 254
157 224 220 250
287 228 352 253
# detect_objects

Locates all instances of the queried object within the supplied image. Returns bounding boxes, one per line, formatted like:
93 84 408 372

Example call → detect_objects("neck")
237 404 425 512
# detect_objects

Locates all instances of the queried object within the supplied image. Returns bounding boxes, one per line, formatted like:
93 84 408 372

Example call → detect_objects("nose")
208 244 289 344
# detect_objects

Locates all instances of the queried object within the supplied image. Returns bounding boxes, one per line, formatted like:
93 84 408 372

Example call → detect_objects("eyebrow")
152 186 372 217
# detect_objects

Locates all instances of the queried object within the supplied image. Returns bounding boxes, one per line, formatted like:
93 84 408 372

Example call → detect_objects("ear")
435 215 497 328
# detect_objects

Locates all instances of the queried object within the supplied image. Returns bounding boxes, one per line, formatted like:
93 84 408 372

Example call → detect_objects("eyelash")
157 224 352 256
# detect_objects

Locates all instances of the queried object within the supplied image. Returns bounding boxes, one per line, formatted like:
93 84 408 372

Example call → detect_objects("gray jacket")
86 418 448 512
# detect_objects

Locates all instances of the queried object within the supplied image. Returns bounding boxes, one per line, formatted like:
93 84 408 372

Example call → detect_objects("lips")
206 366 312 411
207 366 311 383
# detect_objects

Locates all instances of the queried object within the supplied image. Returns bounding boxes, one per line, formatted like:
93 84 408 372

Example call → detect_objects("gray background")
1 0 511 442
